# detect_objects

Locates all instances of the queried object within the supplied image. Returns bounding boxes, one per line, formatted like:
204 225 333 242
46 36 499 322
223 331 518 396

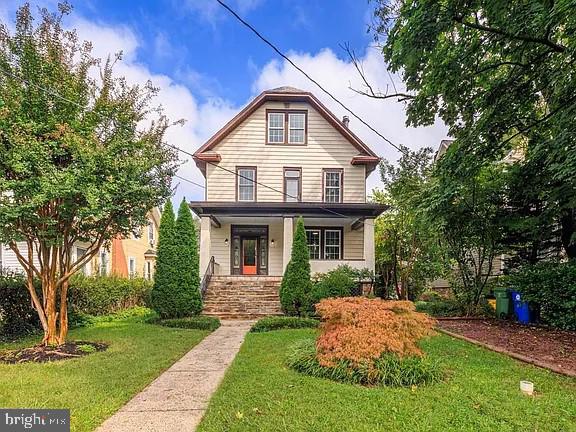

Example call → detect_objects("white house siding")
205 101 366 203
0 242 41 273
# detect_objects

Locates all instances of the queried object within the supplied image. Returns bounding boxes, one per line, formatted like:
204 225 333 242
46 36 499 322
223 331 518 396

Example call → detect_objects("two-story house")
191 87 386 312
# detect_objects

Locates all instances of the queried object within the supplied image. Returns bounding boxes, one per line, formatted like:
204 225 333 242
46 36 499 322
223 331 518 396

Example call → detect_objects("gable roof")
193 87 381 175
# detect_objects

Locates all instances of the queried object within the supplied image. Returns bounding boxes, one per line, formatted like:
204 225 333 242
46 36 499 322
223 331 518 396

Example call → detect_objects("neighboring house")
0 208 160 280
191 86 387 283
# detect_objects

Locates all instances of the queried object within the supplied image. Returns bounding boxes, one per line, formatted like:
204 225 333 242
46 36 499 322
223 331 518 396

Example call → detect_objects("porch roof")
188 201 388 218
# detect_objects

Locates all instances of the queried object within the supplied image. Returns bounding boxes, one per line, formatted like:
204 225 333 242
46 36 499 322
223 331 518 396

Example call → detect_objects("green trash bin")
494 287 511 319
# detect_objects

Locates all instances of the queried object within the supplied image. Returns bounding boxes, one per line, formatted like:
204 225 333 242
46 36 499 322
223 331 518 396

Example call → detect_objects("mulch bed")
437 319 576 376
0 340 107 364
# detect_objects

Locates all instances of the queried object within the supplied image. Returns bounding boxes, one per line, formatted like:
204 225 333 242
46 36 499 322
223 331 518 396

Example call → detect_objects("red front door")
242 238 257 275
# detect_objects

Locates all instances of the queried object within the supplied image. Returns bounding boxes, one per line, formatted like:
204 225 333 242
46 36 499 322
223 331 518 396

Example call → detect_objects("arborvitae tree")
173 199 202 316
280 217 312 316
151 201 178 318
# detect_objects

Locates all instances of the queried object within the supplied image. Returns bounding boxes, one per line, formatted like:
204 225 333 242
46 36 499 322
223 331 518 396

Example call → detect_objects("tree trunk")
560 209 576 259
58 280 69 344
42 277 60 346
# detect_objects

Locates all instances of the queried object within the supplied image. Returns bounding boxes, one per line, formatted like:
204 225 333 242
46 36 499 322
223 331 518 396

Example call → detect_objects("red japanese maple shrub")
315 297 436 367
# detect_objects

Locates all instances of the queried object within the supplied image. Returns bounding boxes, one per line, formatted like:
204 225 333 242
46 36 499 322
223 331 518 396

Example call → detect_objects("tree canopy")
373 0 576 259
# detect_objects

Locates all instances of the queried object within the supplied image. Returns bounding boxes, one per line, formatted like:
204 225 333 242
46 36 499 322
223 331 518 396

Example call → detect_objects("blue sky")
0 0 448 202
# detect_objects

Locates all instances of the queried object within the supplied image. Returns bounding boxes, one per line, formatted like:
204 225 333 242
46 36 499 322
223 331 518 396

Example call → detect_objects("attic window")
267 110 307 145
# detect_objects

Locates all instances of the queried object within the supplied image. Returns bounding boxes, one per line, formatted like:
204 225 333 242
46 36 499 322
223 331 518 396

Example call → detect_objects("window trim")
305 226 344 260
235 166 257 202
305 228 322 260
322 168 344 203
265 109 308 145
283 167 302 202
147 221 155 244
323 229 342 261
128 257 136 278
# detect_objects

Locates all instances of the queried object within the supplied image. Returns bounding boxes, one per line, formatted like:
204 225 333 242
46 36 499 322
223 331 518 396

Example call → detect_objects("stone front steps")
202 276 283 320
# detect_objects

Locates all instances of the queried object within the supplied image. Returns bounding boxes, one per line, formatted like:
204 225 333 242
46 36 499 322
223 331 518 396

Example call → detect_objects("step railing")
200 256 216 298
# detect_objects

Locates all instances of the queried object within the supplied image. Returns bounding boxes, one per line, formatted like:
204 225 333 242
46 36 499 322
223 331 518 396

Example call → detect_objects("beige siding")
206 101 366 203
343 224 363 260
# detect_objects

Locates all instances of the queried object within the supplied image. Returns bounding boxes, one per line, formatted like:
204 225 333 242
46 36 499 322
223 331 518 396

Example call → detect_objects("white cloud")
252 47 449 192
182 0 265 26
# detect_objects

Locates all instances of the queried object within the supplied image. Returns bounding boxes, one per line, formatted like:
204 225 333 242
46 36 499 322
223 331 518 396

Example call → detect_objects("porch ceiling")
188 201 388 218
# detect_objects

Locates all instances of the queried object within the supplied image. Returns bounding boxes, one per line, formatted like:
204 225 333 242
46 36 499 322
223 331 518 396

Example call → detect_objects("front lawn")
198 329 576 432
0 319 209 432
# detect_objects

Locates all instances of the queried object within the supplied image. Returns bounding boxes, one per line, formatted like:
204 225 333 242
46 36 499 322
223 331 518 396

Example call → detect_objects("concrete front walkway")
97 320 253 432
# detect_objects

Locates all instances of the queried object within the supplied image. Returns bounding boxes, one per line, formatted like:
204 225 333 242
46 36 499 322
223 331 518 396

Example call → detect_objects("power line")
174 175 205 189
215 0 407 155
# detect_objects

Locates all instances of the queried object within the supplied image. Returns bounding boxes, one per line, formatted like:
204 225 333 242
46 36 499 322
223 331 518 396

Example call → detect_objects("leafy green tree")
0 4 177 345
280 217 312 316
423 162 505 313
373 146 444 300
372 0 576 258
173 199 202 316
151 201 178 317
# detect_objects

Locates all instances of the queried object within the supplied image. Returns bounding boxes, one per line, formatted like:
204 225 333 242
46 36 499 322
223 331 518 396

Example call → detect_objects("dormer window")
267 110 307 145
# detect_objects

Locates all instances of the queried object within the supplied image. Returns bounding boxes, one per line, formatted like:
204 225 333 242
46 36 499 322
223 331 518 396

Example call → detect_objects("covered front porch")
190 202 386 278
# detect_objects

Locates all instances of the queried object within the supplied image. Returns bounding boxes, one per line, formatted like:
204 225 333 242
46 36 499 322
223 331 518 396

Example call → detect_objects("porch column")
199 216 212 275
282 216 293 272
363 218 375 272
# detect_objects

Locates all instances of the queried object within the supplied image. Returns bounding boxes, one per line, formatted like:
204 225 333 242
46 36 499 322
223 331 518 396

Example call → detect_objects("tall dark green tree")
151 201 178 318
173 199 202 316
280 217 312 316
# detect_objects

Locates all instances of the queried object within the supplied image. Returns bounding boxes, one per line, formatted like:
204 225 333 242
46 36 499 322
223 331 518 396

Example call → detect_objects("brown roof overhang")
188 201 388 218
193 89 381 176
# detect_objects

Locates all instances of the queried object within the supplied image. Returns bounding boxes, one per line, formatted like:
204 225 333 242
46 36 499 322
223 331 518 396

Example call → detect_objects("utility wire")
0 65 372 224
215 0 407 155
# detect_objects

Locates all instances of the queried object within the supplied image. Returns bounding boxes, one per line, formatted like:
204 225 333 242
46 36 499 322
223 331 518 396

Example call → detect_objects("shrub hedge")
154 316 221 331
68 274 152 316
310 265 357 305
501 261 576 330
250 316 319 333
287 339 443 387
0 273 152 340
0 271 40 340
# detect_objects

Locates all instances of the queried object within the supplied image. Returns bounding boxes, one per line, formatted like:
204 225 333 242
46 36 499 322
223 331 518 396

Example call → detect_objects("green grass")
198 329 576 432
0 319 209 432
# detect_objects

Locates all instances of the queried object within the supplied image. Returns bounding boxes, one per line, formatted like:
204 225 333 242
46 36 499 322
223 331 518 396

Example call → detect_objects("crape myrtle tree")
370 0 576 259
0 4 178 345
280 217 312 315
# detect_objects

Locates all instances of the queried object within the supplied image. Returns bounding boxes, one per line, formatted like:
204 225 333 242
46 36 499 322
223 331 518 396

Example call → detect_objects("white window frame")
324 229 342 260
323 170 343 203
129 257 136 278
305 229 321 260
76 247 88 275
288 113 306 144
100 250 108 276
284 168 301 202
267 112 285 144
146 261 152 280
237 167 256 202
148 221 155 245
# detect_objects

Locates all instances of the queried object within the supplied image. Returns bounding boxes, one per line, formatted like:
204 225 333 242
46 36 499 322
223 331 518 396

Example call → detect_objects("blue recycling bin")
511 291 531 324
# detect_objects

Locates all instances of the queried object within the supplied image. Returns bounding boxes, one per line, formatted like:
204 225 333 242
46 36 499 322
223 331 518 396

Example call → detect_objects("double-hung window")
305 227 343 260
324 169 343 203
237 167 256 201
324 229 342 260
284 168 301 202
147 221 155 245
267 111 307 144
129 257 136 278
267 112 285 143
288 113 305 144
306 229 321 259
